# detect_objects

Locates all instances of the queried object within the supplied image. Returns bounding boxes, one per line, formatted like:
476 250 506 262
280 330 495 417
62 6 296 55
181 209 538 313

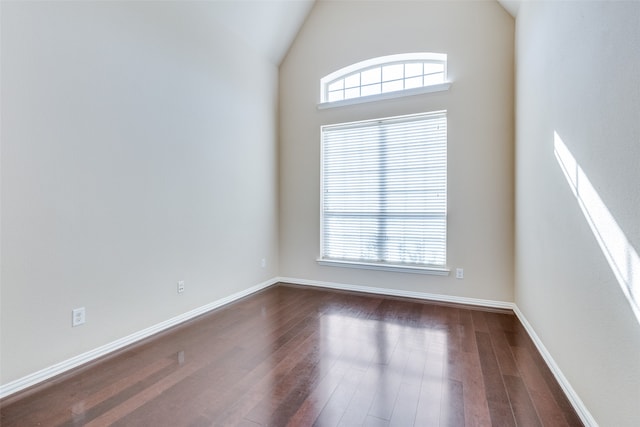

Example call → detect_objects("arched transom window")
320 53 448 105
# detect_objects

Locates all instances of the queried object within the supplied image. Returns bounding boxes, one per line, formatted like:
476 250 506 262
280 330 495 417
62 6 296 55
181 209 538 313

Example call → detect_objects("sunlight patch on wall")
554 131 640 325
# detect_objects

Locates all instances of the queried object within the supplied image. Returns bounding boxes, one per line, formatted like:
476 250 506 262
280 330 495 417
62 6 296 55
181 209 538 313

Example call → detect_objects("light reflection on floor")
320 312 448 373
316 311 449 425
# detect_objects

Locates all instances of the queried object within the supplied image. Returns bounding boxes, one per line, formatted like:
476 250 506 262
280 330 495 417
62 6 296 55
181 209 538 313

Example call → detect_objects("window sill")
317 82 452 110
317 258 450 276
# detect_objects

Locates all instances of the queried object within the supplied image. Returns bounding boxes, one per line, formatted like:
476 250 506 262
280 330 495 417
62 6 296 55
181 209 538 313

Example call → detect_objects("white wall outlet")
177 280 185 294
456 268 464 279
261 258 267 268
72 307 86 327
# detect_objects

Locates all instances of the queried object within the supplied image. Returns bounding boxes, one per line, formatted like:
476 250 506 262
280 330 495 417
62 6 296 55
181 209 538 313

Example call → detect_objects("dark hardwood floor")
0 283 583 426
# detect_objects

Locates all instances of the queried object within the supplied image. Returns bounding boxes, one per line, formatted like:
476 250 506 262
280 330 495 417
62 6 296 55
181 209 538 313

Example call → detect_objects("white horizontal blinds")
322 111 447 267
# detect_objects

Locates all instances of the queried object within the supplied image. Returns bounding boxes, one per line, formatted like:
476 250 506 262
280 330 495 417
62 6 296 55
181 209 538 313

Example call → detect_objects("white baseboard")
512 306 598 427
1 276 597 427
277 276 515 310
0 277 279 400
278 276 597 426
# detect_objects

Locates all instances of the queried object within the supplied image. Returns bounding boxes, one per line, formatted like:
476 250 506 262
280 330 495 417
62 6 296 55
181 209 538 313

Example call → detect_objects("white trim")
321 53 447 88
317 82 451 110
317 258 450 276
1 275 597 427
0 277 279 400
512 305 598 427
277 276 513 310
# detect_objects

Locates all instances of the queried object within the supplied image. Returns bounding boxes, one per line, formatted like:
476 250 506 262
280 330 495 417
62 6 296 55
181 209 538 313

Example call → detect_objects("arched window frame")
319 53 451 109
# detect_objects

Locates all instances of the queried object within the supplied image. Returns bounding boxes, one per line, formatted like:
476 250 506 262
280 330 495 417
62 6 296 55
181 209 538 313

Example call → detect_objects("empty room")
1 0 638 426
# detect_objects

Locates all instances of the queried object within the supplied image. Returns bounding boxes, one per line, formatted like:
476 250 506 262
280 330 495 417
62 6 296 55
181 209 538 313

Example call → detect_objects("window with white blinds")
320 111 447 271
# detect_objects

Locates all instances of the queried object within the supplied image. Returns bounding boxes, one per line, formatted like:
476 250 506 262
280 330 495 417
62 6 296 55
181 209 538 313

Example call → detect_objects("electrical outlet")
177 280 185 294
456 268 464 279
261 258 267 268
72 307 86 327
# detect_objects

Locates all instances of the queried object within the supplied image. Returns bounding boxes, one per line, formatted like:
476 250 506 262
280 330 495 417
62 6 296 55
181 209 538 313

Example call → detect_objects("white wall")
0 1 279 384
515 1 640 425
279 0 515 302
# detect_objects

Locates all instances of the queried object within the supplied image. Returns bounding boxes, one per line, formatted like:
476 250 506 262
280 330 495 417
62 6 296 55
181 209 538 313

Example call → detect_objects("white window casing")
319 53 450 109
320 111 448 274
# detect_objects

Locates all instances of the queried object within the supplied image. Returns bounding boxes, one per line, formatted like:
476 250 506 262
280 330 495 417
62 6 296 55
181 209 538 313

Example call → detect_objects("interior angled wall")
515 2 640 425
0 1 279 385
279 0 515 302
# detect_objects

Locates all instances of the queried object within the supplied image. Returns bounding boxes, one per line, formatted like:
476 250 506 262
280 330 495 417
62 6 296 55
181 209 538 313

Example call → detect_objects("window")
319 53 449 107
320 111 447 273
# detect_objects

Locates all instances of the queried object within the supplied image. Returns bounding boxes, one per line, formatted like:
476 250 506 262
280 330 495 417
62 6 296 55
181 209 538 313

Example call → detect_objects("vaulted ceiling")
497 0 520 17
210 0 516 67
204 0 315 65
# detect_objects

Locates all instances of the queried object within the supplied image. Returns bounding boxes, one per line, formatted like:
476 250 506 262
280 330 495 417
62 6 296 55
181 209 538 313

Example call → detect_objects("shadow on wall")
554 131 640 325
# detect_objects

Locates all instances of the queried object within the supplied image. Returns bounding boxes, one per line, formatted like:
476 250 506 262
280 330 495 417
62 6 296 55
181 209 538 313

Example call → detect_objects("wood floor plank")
475 331 517 426
336 356 385 427
286 356 350 426
511 346 579 427
388 381 421 427
441 379 465 427
459 309 478 353
485 313 520 377
312 358 371 427
387 347 428 426
244 333 335 425
460 350 492 426
471 310 490 333
363 414 389 427
0 284 583 427
366 337 407 421
211 328 323 426
414 345 445 426
225 297 380 427
522 343 584 426
503 374 542 427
